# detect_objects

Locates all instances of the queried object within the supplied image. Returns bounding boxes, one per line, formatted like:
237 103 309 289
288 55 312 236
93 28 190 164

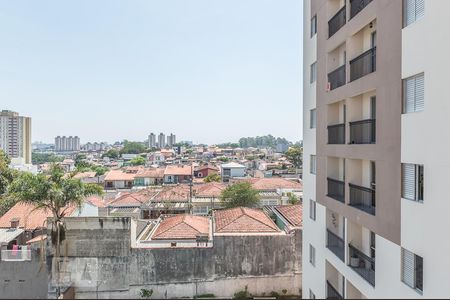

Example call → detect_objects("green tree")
139 289 153 299
220 182 260 208
120 141 147 154
0 151 20 216
217 156 230 163
8 164 103 297
32 153 64 165
102 149 119 159
285 146 302 168
129 156 146 166
204 173 221 183
287 193 300 205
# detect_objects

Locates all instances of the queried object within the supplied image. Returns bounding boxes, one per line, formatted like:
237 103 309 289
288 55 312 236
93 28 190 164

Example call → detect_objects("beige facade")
0 110 32 164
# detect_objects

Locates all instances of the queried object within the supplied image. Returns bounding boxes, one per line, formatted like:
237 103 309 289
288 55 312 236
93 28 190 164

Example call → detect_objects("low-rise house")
147 151 165 165
104 169 136 189
191 182 227 215
220 162 246 182
60 159 75 172
269 204 302 233
137 214 212 248
73 171 105 185
163 165 193 184
134 168 165 186
106 189 156 218
143 185 191 219
194 165 219 178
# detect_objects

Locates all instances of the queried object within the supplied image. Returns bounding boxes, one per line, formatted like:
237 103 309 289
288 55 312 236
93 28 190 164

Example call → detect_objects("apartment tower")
158 133 166 148
148 133 156 149
0 110 32 164
303 0 448 298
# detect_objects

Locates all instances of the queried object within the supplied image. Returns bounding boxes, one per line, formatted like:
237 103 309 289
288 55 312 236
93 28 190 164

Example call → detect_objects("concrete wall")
47 217 302 299
0 250 48 299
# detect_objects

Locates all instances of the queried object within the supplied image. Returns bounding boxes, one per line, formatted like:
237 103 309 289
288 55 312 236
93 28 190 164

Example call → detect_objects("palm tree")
8 164 103 297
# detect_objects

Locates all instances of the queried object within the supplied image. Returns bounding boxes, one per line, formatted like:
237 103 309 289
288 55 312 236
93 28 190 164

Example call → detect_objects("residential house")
163 165 193 184
220 162 246 182
134 168 165 186
194 165 219 178
143 185 191 219
191 182 227 215
104 170 136 189
106 189 157 218
268 204 302 233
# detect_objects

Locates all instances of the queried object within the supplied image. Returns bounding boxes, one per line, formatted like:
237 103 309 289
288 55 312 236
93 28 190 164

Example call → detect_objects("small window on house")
311 15 317 37
310 62 317 83
403 73 424 113
310 199 316 221
402 248 423 293
309 244 316 266
403 0 425 27
310 155 317 175
402 163 424 202
310 109 317 129
171 242 177 247
309 289 316 299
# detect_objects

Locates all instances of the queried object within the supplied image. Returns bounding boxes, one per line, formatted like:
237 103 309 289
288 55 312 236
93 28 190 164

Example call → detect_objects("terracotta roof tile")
104 170 136 181
194 182 227 198
152 215 209 240
275 205 302 227
214 207 280 233
242 178 302 191
108 189 157 207
151 185 190 202
164 165 193 176
135 168 165 178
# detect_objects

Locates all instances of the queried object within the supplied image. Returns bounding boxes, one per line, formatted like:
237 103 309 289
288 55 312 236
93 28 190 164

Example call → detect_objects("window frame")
310 62 317 84
310 109 317 129
309 244 316 266
401 163 424 202
309 199 316 221
311 15 317 37
403 0 425 28
401 248 423 294
402 73 425 114
310 155 317 175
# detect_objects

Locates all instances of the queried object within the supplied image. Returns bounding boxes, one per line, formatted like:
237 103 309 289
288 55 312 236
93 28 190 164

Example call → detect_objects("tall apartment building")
148 133 156 148
303 0 448 298
55 136 80 152
158 133 166 148
0 110 32 164
167 133 176 148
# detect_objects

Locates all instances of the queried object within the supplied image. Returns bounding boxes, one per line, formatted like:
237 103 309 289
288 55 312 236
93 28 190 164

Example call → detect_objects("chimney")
10 218 19 229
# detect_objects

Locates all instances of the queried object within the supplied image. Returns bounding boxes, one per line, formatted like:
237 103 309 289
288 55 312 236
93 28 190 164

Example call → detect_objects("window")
309 199 316 220
171 242 177 247
310 62 317 83
402 248 423 293
310 155 317 175
309 244 316 266
403 0 425 27
310 109 317 128
309 289 316 299
403 73 425 113
402 163 424 202
311 15 317 37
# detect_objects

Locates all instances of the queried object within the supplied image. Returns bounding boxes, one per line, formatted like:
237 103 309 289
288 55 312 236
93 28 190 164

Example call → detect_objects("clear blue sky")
0 0 303 145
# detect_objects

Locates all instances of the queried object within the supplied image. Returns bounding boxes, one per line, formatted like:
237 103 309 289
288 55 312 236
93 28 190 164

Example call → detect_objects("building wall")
46 217 302 299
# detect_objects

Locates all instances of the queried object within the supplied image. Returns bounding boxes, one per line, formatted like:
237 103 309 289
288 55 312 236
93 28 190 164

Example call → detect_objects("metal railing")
328 123 346 144
328 6 346 38
350 47 376 82
1 250 32 261
350 0 373 19
349 119 376 144
327 178 345 203
326 280 343 299
349 183 376 215
348 244 376 286
327 229 345 262
328 65 346 90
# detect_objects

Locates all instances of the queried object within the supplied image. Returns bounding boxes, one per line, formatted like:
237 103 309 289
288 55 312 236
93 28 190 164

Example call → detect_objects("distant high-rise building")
148 133 156 148
167 133 176 147
55 136 80 152
0 110 32 164
158 133 166 148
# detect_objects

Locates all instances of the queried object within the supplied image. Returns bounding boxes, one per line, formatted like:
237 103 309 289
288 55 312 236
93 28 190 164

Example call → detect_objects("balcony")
350 47 376 82
349 183 375 215
328 6 346 38
328 123 345 144
348 244 375 286
1 250 32 261
327 280 343 299
350 0 373 19
327 229 345 262
349 119 375 144
328 65 346 90
327 178 345 203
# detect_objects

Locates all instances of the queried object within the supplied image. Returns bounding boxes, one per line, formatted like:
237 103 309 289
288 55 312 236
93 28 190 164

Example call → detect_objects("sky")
0 0 303 145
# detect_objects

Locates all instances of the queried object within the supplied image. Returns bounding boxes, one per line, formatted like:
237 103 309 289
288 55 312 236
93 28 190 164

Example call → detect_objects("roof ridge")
181 215 203 234
153 215 184 237
241 207 278 231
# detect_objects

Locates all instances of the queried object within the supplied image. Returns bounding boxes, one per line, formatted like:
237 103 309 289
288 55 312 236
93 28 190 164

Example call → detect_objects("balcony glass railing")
328 123 346 144
349 183 376 215
327 178 345 203
348 244 375 286
350 0 373 19
328 65 346 90
1 249 32 261
349 119 376 144
329 6 346 38
350 47 376 82
327 229 345 262
327 280 343 299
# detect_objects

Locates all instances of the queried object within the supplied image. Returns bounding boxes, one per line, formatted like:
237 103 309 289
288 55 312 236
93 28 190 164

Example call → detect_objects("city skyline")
0 0 303 145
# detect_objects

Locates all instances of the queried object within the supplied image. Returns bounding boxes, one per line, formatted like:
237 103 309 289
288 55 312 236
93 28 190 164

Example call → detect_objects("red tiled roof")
85 196 107 208
108 189 157 207
194 182 227 198
242 178 302 191
0 203 76 231
151 185 190 202
164 165 193 176
275 204 302 227
152 215 209 240
214 207 280 233
104 170 136 181
135 168 165 178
